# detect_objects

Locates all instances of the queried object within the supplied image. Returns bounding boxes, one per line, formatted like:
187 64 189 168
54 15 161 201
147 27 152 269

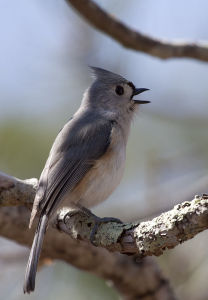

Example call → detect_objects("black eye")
115 85 124 96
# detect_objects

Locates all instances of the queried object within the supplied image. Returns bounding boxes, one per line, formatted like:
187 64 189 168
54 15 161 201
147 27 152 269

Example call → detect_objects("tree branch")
0 172 177 300
66 0 208 62
57 195 208 257
1 171 208 257
0 171 36 207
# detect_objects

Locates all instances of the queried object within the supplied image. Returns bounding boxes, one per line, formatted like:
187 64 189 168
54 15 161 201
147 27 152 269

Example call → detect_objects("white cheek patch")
124 84 134 99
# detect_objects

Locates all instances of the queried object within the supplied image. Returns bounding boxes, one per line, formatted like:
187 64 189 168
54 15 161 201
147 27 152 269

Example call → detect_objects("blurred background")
0 0 208 299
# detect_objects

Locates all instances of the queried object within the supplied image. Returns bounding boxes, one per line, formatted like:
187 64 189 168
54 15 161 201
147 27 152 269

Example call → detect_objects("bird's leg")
77 204 123 245
76 204 95 218
62 207 80 224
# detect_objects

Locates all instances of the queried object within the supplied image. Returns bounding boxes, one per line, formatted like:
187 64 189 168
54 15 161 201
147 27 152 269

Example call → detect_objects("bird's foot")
73 204 123 245
63 208 80 224
89 215 123 245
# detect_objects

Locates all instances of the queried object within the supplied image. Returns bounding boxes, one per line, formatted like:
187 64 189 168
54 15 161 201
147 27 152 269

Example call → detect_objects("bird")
23 67 150 293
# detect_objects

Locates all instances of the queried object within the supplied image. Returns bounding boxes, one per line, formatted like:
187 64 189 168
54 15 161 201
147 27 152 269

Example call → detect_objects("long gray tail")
23 214 48 293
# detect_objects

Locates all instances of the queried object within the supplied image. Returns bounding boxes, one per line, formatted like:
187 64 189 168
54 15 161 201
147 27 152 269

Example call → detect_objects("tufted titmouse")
23 67 150 293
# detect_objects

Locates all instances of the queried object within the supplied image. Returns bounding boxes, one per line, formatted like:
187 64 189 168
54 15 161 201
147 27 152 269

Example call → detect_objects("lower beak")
133 88 150 104
134 100 150 104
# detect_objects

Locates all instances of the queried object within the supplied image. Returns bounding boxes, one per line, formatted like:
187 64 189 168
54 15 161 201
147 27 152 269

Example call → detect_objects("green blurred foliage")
0 120 54 178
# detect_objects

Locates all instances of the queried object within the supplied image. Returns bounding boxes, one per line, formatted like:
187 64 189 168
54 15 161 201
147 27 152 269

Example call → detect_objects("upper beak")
133 88 150 104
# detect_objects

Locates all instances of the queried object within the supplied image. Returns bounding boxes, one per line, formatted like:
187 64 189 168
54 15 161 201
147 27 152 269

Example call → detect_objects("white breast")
70 126 126 208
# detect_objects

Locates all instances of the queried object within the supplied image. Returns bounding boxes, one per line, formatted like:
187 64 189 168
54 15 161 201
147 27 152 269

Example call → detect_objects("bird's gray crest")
89 66 128 85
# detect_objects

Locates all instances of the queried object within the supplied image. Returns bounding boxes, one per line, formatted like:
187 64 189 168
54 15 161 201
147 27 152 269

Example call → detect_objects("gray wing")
30 112 114 226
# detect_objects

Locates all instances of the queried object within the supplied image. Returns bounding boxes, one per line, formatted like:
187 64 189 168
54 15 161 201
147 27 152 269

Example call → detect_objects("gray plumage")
24 67 149 293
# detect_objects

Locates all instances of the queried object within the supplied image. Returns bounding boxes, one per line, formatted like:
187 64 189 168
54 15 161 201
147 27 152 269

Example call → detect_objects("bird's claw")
90 216 123 245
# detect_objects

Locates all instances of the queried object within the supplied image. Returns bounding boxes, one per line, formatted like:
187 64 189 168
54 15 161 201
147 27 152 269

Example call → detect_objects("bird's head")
84 67 150 115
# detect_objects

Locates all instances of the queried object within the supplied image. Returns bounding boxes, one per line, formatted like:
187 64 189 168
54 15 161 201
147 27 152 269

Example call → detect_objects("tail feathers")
23 214 48 294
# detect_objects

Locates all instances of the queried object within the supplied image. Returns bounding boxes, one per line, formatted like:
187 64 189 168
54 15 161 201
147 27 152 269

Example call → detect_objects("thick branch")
1 172 208 257
0 172 176 300
0 171 36 207
66 0 208 62
58 195 208 256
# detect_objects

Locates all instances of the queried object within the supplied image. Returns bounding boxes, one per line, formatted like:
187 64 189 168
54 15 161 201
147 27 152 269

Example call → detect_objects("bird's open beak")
133 88 150 104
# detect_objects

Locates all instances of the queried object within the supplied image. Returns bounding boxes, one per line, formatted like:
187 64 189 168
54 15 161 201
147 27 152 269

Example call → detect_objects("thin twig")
66 0 208 62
